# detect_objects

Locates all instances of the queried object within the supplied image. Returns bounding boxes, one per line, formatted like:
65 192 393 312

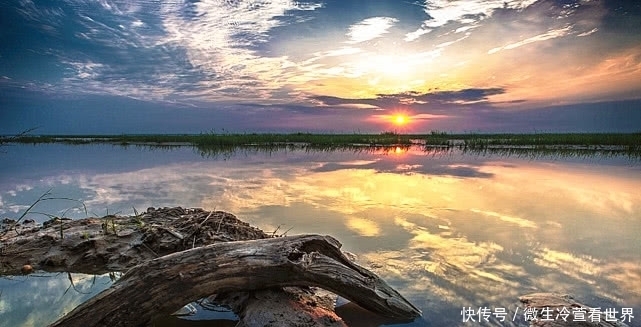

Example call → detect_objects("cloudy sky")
1 0 640 134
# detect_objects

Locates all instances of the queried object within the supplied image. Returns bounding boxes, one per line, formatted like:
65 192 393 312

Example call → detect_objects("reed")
6 132 641 151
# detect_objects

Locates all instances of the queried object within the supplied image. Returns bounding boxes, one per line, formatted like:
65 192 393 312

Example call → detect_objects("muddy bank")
1 207 267 275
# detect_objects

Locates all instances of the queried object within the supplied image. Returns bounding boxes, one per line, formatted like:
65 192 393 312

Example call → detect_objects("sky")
1 0 640 134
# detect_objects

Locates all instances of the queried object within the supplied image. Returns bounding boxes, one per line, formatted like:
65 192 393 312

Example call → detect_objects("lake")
1 144 640 327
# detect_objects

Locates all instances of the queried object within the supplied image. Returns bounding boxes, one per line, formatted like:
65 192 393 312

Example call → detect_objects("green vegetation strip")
6 132 412 146
416 132 641 147
4 132 641 149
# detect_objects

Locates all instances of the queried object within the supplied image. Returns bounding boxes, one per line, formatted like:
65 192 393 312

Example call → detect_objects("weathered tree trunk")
47 234 420 327
519 293 630 327
1 208 420 327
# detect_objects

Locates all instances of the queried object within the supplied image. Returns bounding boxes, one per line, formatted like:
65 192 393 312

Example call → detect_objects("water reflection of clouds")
345 216 381 237
533 248 641 307
1 147 640 326
311 157 494 178
470 209 537 229
388 216 526 297
0 273 112 327
68 163 241 215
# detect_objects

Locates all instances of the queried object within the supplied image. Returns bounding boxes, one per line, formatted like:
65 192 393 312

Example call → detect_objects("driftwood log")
0 207 420 326
49 234 421 327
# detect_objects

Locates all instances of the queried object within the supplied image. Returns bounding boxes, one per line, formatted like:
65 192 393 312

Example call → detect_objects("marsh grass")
9 132 411 146
9 132 640 146
460 133 641 148
411 132 641 147
194 143 412 158
0 189 87 237
6 132 640 159
457 146 641 160
0 128 39 146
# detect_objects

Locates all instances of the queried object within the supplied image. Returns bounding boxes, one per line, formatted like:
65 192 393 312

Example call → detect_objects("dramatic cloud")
346 17 398 44
311 88 506 109
405 0 538 41
156 0 324 101
1 0 640 133
487 26 572 54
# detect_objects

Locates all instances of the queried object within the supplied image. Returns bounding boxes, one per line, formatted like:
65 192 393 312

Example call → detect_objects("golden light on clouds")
6 0 640 135
345 216 381 236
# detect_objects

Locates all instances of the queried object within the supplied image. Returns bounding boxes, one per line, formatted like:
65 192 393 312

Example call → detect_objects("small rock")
1 218 16 224
172 303 197 316
21 264 33 274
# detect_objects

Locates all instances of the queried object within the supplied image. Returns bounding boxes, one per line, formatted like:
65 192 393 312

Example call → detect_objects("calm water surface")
1 144 640 327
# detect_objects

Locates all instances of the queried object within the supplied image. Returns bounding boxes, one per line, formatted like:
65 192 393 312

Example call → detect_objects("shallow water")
1 144 640 326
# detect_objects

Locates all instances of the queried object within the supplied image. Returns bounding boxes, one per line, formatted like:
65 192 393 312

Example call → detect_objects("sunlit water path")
1 144 640 326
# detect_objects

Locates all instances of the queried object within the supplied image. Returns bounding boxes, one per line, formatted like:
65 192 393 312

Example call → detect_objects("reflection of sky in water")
1 144 640 326
0 273 114 327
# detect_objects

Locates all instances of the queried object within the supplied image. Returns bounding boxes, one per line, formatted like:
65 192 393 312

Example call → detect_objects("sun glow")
393 114 409 125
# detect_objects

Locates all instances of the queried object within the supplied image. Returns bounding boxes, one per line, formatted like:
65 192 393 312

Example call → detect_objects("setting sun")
393 115 408 125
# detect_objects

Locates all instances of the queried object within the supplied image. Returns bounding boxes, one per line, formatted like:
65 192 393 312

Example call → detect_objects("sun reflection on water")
0 145 640 326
